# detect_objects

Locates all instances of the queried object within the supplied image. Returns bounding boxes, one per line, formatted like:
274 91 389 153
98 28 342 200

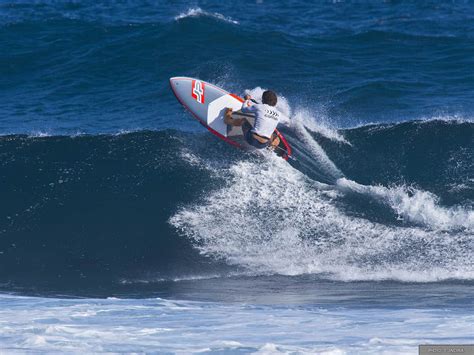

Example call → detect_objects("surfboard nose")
170 76 188 83
169 77 185 92
169 77 180 99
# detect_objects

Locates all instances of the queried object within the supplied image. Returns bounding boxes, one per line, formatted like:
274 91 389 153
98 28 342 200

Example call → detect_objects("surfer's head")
262 90 277 106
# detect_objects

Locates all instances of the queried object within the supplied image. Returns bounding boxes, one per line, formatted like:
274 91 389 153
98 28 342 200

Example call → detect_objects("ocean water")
1 1 473 353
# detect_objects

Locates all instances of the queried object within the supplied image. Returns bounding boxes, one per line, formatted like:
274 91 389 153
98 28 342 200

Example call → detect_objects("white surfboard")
169 76 292 159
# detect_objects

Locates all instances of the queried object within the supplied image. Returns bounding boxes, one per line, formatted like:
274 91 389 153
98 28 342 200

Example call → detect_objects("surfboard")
169 77 292 160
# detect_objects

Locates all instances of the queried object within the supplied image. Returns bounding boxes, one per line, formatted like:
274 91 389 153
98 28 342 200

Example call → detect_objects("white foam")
1 294 472 353
337 178 474 231
170 154 473 282
174 7 239 24
416 114 474 124
120 271 249 284
292 108 351 145
27 131 52 138
292 120 344 180
180 148 203 167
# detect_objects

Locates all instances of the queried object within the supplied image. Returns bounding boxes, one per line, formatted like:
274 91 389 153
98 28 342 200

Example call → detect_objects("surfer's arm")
224 108 245 126
241 99 257 114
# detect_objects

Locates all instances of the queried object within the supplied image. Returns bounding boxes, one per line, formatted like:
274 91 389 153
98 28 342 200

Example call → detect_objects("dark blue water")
2 1 474 135
0 1 473 352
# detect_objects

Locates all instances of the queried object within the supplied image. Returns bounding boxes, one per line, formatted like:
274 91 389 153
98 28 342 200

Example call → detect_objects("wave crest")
174 7 239 25
337 178 474 231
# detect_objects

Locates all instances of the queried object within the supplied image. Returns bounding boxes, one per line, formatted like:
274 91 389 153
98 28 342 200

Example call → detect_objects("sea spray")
170 154 473 282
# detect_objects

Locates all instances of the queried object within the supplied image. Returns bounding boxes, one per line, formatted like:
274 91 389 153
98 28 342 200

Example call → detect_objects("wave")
168 118 472 283
0 118 471 294
170 154 473 283
337 178 474 231
174 7 239 25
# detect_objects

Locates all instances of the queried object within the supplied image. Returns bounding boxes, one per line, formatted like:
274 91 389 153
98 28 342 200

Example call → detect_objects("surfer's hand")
244 94 251 100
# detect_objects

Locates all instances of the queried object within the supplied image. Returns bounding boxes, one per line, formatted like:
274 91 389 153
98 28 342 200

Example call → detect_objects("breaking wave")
0 117 472 294
174 7 239 25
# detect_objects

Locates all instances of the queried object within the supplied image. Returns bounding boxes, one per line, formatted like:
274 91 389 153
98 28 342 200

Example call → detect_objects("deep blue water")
0 1 473 352
2 1 474 135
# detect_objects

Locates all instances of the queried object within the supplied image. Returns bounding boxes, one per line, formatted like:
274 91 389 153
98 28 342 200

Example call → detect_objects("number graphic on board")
192 80 205 104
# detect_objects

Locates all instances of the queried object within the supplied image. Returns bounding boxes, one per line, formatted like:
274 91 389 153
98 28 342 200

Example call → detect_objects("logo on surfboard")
191 80 205 104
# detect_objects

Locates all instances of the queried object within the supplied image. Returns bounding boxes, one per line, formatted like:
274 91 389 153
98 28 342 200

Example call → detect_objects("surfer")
224 90 282 149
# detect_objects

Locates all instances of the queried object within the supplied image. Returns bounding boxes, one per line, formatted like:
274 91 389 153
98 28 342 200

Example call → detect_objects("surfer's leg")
269 133 280 148
224 108 246 126
244 128 272 149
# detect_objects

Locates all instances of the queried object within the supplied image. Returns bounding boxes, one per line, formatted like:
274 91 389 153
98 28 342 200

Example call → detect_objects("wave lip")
174 7 239 24
337 178 474 232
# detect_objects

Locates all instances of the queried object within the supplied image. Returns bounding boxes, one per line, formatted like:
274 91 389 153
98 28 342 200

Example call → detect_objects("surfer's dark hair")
262 90 277 106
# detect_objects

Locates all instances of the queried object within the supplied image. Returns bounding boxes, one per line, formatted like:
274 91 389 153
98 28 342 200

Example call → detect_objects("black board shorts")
243 122 270 149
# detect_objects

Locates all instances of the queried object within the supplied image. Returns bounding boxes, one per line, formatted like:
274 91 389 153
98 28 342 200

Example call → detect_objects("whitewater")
170 91 473 283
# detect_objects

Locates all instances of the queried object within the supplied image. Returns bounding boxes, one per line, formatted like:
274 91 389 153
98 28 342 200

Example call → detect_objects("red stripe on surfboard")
229 93 244 103
275 129 292 160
